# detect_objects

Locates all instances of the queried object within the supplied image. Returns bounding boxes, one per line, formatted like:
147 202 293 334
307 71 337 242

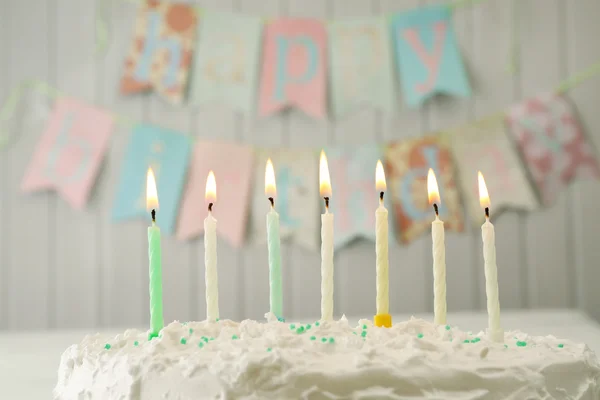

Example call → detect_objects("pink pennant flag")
507 93 600 206
21 97 114 209
258 18 327 118
177 141 253 247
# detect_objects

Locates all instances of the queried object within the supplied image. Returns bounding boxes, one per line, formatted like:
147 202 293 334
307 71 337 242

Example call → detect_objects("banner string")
1 55 599 151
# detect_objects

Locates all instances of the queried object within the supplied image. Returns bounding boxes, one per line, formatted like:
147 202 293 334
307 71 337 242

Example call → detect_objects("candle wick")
433 203 439 217
268 197 274 208
379 191 384 206
208 203 213 213
324 197 329 213
151 209 156 223
485 207 489 219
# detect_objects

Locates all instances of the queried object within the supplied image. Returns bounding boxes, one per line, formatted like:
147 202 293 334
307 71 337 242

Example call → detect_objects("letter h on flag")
21 97 114 209
392 5 470 107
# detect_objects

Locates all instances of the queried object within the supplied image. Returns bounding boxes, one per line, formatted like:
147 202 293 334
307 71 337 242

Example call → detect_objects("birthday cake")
54 314 600 400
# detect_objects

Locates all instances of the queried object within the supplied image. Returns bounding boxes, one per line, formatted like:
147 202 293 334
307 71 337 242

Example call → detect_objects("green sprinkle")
267 347 272 352
232 335 238 340
306 324 312 329
290 324 296 330
558 344 564 348
361 331 367 338
180 338 187 345
463 339 470 343
328 337 335 343
516 341 527 347
188 328 193 335
133 341 139 346
216 318 220 322
445 325 451 331
504 344 508 348
202 337 209 343
315 321 320 326
471 337 481 343
198 342 204 348
353 332 357 335
321 337 327 343
104 344 111 350
362 324 367 330
209 337 215 341
310 336 316 341
417 333 424 339
296 327 305 334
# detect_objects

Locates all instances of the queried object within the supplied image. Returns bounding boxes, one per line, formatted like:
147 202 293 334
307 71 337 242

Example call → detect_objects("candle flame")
146 167 159 211
205 170 217 204
265 158 277 198
376 160 387 192
478 171 490 208
319 150 332 197
427 168 440 205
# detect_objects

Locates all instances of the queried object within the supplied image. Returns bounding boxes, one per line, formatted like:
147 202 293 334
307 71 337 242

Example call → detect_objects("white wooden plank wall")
1 0 600 331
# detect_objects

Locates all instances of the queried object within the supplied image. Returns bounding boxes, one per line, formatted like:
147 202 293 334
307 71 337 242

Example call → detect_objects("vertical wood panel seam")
48 0 58 330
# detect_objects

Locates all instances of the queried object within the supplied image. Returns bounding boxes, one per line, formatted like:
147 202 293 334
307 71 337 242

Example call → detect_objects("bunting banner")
507 93 600 206
258 18 327 118
391 5 470 107
386 135 463 244
112 124 191 235
249 149 319 251
191 11 262 113
177 141 253 247
328 145 394 248
120 0 197 104
21 97 114 209
448 115 539 226
329 18 395 116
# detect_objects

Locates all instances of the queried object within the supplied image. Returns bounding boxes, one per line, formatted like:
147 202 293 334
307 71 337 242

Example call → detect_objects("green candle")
265 159 283 318
147 168 164 337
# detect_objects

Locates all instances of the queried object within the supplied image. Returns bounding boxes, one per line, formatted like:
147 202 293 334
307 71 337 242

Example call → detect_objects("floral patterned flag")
248 149 319 251
448 115 539 226
21 97 114 209
507 93 600 206
120 0 197 104
386 135 463 243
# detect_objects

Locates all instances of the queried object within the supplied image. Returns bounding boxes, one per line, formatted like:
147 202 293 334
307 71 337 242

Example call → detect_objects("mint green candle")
148 217 164 336
265 159 283 318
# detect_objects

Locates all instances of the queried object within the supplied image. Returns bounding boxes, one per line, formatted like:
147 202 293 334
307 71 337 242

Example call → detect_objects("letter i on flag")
21 97 114 209
258 18 327 118
391 5 470 107
120 0 197 104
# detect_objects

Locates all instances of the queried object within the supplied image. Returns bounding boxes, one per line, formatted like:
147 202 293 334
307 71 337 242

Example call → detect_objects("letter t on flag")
391 5 470 107
21 97 114 209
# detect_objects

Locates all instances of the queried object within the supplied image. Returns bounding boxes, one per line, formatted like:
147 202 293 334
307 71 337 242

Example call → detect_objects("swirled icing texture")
54 314 600 400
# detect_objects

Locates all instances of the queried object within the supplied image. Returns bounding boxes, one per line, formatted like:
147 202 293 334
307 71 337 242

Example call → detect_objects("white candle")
478 171 503 342
375 161 390 324
428 169 446 325
204 171 219 321
319 151 334 321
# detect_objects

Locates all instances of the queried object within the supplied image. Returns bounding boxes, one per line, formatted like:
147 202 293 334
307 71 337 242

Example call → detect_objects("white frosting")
54 314 600 400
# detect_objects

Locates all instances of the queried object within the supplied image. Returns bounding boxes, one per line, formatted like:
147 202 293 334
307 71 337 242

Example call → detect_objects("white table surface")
2 309 600 399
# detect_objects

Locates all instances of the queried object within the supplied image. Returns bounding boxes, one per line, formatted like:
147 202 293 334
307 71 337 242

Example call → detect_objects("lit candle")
374 160 391 328
204 171 219 321
319 150 334 321
146 168 164 339
265 159 283 319
478 171 504 343
427 168 447 326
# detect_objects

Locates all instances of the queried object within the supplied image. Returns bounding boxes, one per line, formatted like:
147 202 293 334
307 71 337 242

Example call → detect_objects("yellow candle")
428 169 446 326
374 160 391 328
